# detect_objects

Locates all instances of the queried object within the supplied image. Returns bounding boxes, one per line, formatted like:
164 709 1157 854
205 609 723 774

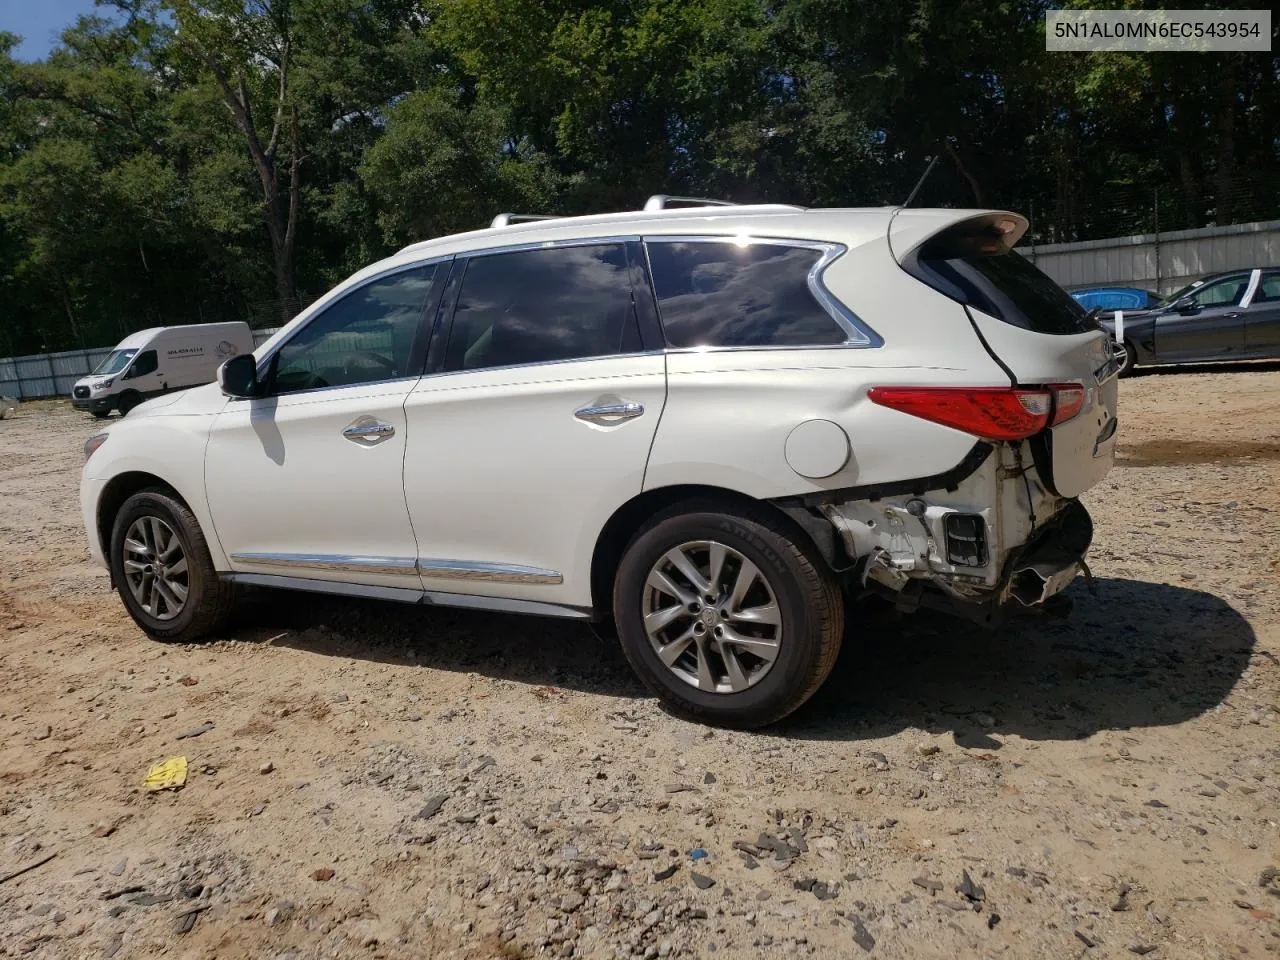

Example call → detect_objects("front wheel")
117 391 142 415
92 411 111 420
1119 340 1138 376
109 488 238 642
613 502 843 728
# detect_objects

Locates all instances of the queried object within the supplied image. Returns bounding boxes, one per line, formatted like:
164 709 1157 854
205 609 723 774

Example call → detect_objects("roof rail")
643 195 737 212
490 213 562 228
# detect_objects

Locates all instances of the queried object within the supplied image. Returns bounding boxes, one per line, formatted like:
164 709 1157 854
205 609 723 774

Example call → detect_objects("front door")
1154 271 1250 362
402 241 667 609
205 261 445 588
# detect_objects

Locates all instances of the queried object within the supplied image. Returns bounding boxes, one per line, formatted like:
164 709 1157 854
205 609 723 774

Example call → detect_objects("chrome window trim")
251 255 455 395
417 558 563 585
230 552 420 576
641 234 884 349
413 349 667 383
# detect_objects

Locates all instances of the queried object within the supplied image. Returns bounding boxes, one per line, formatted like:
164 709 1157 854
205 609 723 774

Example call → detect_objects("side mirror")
1172 296 1196 313
217 354 259 398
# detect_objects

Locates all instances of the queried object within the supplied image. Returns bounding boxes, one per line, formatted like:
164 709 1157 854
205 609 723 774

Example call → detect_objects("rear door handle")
343 416 396 445
575 400 644 425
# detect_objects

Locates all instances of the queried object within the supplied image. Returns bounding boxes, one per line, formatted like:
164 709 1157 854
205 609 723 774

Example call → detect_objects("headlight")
84 432 108 461
97 378 114 389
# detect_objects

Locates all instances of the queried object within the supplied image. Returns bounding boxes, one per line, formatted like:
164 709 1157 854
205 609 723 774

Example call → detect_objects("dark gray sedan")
1099 268 1280 374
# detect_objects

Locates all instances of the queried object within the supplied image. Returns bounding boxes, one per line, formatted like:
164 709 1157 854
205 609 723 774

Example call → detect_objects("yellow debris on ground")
143 756 188 791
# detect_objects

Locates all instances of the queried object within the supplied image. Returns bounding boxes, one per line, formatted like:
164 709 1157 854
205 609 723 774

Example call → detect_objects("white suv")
80 198 1119 727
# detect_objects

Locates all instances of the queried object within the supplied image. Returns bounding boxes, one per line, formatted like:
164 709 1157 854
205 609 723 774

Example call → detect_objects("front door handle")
575 400 644 425
343 416 396 445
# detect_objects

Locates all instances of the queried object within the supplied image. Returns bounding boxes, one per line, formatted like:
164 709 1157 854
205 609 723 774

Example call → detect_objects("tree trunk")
1213 60 1237 224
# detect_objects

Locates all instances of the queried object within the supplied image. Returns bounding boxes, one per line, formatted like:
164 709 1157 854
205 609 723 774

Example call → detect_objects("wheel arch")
96 471 188 561
589 484 841 619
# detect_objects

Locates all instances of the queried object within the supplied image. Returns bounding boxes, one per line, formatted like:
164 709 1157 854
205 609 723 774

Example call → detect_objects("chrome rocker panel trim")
221 572 591 620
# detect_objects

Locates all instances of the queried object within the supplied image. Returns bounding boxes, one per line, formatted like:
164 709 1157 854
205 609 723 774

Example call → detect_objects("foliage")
0 1 1276 353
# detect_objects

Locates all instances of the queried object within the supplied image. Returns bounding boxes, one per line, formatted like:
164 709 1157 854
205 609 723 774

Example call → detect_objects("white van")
72 322 254 418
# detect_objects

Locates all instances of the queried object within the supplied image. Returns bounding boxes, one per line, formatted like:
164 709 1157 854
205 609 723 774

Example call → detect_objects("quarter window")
646 241 848 348
270 264 439 394
443 244 639 372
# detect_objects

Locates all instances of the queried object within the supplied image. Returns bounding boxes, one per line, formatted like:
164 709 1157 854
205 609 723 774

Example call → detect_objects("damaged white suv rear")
80 199 1119 728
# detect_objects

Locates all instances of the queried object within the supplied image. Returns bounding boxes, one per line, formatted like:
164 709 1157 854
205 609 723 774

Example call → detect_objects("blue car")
1070 286 1163 311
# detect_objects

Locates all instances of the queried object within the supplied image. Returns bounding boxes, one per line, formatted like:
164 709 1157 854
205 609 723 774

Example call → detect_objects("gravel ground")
1 366 1278 960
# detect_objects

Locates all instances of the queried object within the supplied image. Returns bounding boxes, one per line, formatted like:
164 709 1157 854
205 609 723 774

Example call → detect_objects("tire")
109 487 238 642
92 411 111 420
1119 340 1138 376
117 391 142 416
613 501 843 729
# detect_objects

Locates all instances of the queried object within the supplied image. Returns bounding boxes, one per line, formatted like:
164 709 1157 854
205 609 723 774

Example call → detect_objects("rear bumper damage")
782 439 1098 626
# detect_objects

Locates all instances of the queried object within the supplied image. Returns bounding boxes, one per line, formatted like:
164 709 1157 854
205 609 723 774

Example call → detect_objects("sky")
2 0 109 61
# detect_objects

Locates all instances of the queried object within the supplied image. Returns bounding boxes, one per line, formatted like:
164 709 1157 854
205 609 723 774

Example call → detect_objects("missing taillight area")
867 386 1052 442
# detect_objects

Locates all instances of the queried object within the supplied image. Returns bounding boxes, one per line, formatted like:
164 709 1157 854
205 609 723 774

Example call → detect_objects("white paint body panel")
401 355 667 604
204 380 420 588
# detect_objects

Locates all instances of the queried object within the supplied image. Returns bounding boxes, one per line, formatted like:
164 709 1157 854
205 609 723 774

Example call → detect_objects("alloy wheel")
122 516 189 621
641 539 783 694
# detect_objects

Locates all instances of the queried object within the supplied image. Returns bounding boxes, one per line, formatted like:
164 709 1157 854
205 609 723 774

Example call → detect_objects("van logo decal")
215 341 239 358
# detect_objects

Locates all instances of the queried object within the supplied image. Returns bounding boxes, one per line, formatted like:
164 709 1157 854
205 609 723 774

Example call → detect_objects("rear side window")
444 244 640 372
907 222 1096 335
646 240 848 348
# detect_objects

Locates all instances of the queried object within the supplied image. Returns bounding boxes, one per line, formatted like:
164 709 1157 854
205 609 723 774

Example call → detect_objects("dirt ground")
1 365 1278 960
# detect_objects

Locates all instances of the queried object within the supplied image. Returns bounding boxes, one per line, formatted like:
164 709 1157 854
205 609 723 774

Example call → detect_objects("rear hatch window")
905 222 1100 336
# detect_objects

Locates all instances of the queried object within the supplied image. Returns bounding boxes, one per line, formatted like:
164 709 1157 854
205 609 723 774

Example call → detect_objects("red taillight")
1049 383 1085 426
867 386 1052 441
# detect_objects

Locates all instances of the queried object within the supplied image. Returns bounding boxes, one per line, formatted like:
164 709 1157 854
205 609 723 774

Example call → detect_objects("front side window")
270 264 439 394
1187 274 1249 309
646 241 848 348
126 350 158 378
443 244 639 372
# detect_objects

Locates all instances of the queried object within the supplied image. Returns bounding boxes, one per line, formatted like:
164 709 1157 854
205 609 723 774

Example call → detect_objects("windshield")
93 349 137 375
1158 279 1207 306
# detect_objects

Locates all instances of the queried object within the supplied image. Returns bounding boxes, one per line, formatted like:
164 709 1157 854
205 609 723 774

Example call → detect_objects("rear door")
1152 272 1250 362
401 239 666 609
1243 270 1280 357
896 214 1118 498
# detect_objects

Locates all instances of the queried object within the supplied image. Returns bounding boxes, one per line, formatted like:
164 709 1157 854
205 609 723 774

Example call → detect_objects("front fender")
82 413 227 568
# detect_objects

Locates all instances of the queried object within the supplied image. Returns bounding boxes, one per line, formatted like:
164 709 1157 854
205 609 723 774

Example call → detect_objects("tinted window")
271 264 437 394
647 241 846 348
127 350 158 377
913 247 1095 335
1254 273 1280 303
444 244 638 372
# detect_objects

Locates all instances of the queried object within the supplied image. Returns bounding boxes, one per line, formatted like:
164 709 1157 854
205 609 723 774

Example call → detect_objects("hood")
126 382 227 419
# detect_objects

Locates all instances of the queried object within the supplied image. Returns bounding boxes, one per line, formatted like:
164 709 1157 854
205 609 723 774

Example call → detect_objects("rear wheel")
613 502 843 728
109 488 237 642
117 391 142 415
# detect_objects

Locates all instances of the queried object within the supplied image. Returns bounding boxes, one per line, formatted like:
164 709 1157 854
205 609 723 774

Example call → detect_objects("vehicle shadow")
234 575 1253 743
1132 358 1280 377
792 576 1255 743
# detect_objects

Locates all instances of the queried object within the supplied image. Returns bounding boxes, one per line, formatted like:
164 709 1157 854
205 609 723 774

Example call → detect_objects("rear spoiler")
887 209 1029 266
